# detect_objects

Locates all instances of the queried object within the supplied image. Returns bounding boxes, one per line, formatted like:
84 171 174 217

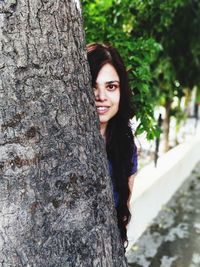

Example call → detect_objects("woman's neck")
100 123 107 140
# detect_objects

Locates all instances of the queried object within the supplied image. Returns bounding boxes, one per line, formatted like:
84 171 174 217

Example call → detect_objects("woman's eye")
107 84 117 91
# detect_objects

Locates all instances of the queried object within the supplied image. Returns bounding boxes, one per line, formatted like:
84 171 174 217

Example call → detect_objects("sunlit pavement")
126 161 200 267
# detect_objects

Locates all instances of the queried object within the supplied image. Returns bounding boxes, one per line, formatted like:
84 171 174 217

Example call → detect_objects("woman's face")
94 63 120 130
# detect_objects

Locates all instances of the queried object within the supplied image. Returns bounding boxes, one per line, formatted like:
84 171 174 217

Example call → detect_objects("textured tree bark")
0 0 127 266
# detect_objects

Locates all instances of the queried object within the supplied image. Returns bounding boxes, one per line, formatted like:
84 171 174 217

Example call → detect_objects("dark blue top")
109 145 138 207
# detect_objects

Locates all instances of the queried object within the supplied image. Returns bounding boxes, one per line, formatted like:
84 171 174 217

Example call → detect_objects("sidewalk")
127 126 200 250
126 161 200 267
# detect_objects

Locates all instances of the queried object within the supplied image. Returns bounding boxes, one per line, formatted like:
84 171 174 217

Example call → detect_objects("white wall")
127 132 200 251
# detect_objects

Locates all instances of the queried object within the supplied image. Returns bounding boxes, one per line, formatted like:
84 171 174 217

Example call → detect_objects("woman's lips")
96 106 110 115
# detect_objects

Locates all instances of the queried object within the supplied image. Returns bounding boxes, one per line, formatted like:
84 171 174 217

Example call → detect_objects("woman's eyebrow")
95 80 120 86
105 81 120 84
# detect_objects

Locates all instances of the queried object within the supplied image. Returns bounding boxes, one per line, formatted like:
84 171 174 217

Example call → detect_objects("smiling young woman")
94 63 120 138
87 43 138 249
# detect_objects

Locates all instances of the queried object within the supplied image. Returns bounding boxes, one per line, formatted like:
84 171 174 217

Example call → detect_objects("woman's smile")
96 106 110 114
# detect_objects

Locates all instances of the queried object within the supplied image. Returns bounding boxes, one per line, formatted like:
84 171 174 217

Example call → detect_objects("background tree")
0 0 127 266
167 0 200 90
153 0 200 149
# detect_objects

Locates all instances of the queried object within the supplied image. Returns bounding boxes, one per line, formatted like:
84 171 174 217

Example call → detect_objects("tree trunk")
163 97 171 152
0 0 127 266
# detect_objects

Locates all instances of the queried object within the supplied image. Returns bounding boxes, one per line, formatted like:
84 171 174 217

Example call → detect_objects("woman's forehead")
96 63 120 82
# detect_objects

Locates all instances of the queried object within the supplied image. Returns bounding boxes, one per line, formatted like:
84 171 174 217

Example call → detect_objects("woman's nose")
95 87 107 101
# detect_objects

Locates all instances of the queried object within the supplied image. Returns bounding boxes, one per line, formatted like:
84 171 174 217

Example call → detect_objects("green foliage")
82 0 200 140
82 0 161 139
125 38 161 137
195 87 200 104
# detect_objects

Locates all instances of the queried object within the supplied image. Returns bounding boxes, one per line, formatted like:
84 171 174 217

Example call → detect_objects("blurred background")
82 1 200 265
82 0 200 167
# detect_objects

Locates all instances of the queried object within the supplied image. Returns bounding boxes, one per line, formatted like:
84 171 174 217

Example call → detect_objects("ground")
126 161 200 267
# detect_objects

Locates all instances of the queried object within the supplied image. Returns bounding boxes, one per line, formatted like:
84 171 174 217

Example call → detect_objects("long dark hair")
87 43 135 247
